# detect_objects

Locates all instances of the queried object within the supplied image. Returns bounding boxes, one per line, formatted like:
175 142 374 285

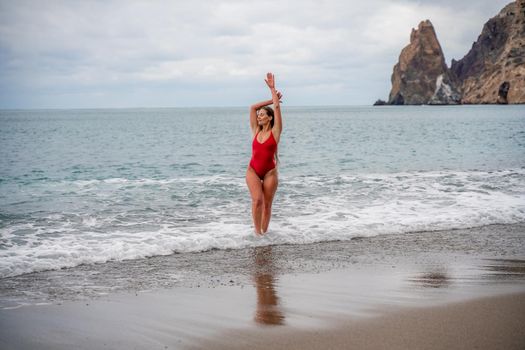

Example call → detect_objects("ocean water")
1 105 524 278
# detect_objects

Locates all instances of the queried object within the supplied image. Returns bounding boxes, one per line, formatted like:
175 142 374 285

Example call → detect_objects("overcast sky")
0 0 513 109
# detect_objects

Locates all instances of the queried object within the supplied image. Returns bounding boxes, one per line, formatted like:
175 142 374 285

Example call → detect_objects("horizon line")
0 104 380 111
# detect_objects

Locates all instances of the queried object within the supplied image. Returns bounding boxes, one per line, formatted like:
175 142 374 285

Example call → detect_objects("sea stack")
388 20 461 105
451 0 525 104
380 0 525 106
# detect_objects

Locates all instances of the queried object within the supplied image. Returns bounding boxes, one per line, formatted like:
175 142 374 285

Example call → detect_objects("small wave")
1 168 524 278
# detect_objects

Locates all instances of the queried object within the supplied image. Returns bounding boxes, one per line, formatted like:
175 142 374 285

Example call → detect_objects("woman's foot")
257 228 269 236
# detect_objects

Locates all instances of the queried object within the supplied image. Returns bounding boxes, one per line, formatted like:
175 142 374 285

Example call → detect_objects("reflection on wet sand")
252 246 285 326
409 269 451 289
482 259 525 280
408 259 525 289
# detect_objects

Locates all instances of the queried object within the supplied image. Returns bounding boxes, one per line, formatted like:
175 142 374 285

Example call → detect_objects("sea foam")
1 169 524 278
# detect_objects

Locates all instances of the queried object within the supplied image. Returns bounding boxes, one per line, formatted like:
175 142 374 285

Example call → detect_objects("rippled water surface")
1 105 524 277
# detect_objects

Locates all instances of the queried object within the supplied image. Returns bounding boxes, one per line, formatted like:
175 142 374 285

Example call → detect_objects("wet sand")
1 224 525 349
193 292 525 350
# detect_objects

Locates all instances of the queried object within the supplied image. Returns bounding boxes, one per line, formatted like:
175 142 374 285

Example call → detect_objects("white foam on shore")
1 169 524 278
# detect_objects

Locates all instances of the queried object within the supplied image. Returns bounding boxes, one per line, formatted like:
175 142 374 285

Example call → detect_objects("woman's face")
257 109 272 125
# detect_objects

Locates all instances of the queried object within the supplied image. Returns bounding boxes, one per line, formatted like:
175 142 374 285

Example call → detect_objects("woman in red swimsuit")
246 72 283 236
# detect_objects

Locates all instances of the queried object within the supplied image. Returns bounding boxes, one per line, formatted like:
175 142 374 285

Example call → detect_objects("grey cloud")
0 0 513 108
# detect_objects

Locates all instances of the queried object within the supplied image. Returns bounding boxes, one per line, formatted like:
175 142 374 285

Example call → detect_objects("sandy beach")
193 292 525 350
1 224 525 349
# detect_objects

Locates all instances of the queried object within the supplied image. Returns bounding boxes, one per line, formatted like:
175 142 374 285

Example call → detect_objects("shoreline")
1 224 524 349
2 223 524 309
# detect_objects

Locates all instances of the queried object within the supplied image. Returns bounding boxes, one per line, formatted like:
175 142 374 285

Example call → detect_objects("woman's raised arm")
265 72 282 140
249 83 282 135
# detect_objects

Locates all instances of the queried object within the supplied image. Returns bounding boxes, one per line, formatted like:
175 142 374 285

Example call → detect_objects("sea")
1 105 524 279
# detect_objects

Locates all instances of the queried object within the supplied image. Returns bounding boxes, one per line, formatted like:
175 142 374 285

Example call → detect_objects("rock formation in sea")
450 0 525 104
382 0 524 105
387 20 461 105
373 99 387 106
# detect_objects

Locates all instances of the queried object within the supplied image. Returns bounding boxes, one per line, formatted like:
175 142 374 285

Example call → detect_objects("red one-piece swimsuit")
249 130 277 179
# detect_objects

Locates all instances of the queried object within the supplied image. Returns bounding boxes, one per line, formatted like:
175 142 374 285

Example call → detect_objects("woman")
246 72 283 236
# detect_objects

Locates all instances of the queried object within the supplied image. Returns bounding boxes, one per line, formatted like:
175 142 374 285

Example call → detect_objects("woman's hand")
276 90 283 101
264 72 275 90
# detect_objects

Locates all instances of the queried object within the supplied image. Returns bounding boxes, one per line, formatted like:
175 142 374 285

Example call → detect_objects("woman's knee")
252 196 264 208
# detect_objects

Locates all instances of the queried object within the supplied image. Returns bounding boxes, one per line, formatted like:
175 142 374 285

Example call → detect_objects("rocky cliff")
451 0 525 104
388 20 461 105
384 0 524 105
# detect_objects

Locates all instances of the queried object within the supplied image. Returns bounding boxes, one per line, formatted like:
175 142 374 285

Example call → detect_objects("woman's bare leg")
246 167 264 235
261 169 278 234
